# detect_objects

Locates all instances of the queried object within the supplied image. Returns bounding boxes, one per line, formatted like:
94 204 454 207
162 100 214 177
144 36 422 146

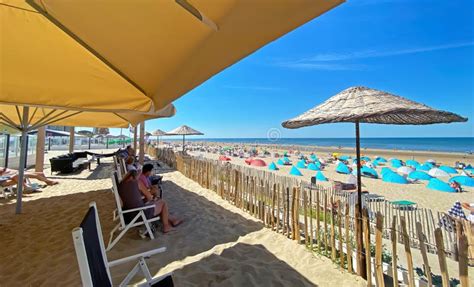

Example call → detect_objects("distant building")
47 125 73 132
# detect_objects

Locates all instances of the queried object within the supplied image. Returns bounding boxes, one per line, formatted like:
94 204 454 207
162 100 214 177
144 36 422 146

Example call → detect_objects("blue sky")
109 0 473 139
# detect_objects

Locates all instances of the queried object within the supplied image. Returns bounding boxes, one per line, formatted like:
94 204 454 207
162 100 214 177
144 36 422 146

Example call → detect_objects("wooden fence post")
391 216 399 287
324 193 328 256
363 208 372 287
415 222 432 287
331 196 336 261
303 187 309 246
375 212 384 287
316 191 321 252
459 232 469 287
435 228 449 287
345 203 353 273
338 204 344 268
400 216 415 287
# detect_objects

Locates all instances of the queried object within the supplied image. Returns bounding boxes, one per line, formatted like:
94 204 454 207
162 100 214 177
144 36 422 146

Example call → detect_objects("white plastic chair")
107 171 161 251
72 202 173 286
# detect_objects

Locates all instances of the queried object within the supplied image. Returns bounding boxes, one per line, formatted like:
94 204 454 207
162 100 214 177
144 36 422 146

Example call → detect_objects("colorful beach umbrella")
439 165 458 174
406 160 420 168
449 176 474 187
428 168 451 178
296 160 307 169
375 157 387 163
336 162 351 174
382 172 409 184
361 156 371 162
316 171 328 181
354 166 379 178
427 178 456 193
277 159 285 166
397 166 415 176
391 159 403 168
417 164 432 172
289 166 303 176
381 167 394 177
339 155 351 161
250 159 266 167
408 171 433 181
268 162 278 171
307 163 321 171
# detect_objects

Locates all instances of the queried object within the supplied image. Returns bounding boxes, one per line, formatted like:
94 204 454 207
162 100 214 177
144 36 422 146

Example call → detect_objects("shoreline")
177 141 474 163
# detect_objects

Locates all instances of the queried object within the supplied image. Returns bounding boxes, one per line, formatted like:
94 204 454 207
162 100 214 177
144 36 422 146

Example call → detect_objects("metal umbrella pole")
16 107 29 214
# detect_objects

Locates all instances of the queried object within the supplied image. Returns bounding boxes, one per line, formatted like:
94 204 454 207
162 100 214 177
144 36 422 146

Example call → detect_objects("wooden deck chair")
72 202 173 287
113 156 124 182
107 171 161 251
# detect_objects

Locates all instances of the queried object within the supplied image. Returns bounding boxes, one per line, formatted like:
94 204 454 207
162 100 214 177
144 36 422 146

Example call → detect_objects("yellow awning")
0 104 176 129
1 0 343 111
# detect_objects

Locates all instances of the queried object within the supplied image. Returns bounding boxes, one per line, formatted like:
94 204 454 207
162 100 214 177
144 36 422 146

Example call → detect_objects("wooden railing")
151 147 472 287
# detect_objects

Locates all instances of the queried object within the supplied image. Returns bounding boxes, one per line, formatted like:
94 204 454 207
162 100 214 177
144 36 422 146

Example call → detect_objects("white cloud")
277 41 473 71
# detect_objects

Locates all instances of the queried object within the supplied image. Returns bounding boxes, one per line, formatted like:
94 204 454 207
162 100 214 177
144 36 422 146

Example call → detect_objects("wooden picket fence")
151 147 472 287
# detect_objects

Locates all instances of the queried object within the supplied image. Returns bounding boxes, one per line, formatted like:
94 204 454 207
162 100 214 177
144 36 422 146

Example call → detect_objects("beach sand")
0 150 365 286
188 144 474 213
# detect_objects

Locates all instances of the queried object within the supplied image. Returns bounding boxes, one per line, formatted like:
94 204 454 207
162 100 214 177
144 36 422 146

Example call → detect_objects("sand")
188 144 474 213
0 150 365 286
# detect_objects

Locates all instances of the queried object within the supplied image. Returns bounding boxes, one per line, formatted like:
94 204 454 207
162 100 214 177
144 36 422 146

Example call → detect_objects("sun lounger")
72 202 173 287
107 171 161 251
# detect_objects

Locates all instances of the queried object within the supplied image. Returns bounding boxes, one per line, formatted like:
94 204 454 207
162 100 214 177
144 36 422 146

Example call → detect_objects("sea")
181 137 474 153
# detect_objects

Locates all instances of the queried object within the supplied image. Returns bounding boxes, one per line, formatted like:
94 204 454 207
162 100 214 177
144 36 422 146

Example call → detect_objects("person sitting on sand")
0 167 58 187
450 180 463 193
119 170 182 233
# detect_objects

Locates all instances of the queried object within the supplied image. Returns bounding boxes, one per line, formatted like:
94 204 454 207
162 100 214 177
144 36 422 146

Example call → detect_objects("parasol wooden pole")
69 127 74 153
35 126 45 172
139 121 145 164
355 121 366 278
133 126 138 152
182 135 185 152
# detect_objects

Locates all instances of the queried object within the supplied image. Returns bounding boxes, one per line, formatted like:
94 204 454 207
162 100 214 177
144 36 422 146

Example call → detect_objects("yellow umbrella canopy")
0 103 175 214
2 0 343 110
0 103 176 130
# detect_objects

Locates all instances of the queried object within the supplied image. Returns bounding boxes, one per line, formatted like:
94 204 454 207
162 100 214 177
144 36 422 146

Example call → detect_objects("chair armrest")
121 205 155 213
108 247 166 267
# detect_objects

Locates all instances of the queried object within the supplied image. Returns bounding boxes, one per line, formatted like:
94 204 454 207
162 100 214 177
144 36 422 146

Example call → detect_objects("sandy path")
0 151 365 286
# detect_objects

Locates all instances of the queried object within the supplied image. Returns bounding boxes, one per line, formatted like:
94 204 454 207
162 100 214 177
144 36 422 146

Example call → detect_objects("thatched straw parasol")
152 129 167 146
282 86 468 277
167 125 203 152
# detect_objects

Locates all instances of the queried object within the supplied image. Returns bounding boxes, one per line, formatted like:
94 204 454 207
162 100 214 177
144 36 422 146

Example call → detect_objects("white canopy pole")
16 106 29 214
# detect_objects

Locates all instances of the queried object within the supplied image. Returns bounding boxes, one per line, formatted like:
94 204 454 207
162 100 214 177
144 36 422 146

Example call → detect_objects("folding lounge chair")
108 171 161 251
72 202 173 287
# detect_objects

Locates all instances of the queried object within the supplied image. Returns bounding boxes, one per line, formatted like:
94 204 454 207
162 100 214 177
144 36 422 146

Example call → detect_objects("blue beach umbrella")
372 159 379 166
307 162 321 171
339 155 351 161
449 176 474 187
277 159 285 165
361 156 371 162
381 167 393 177
408 171 432 181
361 166 378 178
424 162 435 168
382 172 409 184
391 159 403 168
289 166 303 176
315 171 328 181
336 162 351 174
406 160 420 168
296 160 306 169
375 157 387 163
416 164 431 172
439 165 458 174
283 156 291 163
310 154 318 161
268 162 278 171
427 178 456 193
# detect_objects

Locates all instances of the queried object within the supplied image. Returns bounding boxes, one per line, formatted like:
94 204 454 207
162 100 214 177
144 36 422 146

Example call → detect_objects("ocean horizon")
169 137 474 153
